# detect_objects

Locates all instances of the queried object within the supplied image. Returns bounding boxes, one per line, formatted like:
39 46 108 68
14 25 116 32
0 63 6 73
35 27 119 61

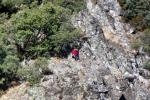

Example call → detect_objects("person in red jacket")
71 49 79 60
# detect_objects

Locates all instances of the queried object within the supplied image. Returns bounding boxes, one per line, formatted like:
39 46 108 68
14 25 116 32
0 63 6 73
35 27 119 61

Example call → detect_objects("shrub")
0 55 20 90
0 13 8 24
144 61 150 71
17 57 49 85
118 0 150 54
131 29 150 54
131 38 141 50
34 57 49 73
18 66 42 85
47 0 86 13
0 47 7 64
141 29 150 54
118 0 150 30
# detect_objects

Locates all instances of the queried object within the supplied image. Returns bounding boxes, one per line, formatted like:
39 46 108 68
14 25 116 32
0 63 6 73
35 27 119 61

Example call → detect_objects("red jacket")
71 49 79 56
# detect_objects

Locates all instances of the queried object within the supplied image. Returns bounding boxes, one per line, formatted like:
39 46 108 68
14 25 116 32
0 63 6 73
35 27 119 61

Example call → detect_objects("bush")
0 47 7 64
0 13 8 24
118 0 150 54
131 29 150 54
47 0 86 13
144 61 150 71
0 22 21 90
118 0 150 30
131 38 141 50
0 55 20 90
34 57 49 73
141 29 150 54
17 57 49 85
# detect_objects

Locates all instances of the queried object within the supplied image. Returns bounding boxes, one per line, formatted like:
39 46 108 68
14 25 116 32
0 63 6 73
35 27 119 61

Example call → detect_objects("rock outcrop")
1 0 150 100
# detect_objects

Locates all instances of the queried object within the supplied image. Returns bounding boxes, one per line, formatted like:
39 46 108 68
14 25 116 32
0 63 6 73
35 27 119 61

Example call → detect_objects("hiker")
71 49 79 60
61 44 70 58
62 50 67 58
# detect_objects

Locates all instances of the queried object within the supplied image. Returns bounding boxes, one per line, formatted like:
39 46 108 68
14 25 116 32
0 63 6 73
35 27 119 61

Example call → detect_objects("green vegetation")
118 0 150 54
0 0 85 93
46 0 86 13
9 3 81 58
17 57 49 85
0 55 20 89
118 0 150 30
144 61 150 71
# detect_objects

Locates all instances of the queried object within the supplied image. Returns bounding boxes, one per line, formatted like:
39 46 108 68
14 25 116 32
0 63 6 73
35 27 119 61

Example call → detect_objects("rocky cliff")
1 0 150 100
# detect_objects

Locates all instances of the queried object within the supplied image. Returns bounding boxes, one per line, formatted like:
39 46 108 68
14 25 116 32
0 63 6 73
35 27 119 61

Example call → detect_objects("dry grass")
91 0 97 5
0 83 30 100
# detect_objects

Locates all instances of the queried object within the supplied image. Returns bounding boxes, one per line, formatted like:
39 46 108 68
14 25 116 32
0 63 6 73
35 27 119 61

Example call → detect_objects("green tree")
8 2 80 58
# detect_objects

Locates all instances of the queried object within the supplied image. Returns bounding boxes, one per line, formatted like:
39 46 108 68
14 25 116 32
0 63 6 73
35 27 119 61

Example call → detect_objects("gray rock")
26 0 150 99
2 0 150 100
139 69 150 79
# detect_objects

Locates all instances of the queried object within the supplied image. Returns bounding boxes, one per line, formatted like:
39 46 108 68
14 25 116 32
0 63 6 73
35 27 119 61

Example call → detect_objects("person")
62 50 67 58
71 49 79 60
61 44 70 58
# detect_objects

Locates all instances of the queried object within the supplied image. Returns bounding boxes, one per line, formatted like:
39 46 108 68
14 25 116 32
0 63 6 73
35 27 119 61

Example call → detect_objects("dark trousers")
72 55 79 61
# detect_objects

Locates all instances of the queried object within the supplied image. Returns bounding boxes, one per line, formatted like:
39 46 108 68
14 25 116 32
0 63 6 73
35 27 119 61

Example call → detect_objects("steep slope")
1 0 150 100
42 0 150 99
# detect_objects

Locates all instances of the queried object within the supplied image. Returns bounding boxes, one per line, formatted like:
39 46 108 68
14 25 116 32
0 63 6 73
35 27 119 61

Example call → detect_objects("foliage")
118 0 150 54
118 0 150 30
0 0 23 14
8 2 81 58
0 0 83 91
0 55 20 90
144 61 150 71
0 0 42 15
131 29 150 54
0 47 6 64
141 29 150 54
46 0 86 13
17 57 49 85
0 22 20 90
1 0 23 7
0 13 8 24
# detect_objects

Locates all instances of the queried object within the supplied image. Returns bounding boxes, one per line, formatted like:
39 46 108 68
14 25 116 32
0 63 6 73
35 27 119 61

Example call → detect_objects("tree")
8 2 80 58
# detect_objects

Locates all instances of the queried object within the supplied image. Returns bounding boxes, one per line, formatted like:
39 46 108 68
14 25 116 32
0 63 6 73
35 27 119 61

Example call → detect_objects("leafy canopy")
9 2 80 58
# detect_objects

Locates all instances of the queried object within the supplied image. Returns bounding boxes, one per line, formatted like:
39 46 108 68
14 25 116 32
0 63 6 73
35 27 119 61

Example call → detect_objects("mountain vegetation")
118 0 150 55
118 0 150 70
0 0 85 95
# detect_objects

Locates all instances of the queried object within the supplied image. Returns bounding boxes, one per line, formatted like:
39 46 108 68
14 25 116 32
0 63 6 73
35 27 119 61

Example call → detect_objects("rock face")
44 0 150 99
1 0 150 100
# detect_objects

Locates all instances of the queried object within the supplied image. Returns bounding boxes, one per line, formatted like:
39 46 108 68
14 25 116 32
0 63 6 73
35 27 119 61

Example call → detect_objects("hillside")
0 0 150 100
